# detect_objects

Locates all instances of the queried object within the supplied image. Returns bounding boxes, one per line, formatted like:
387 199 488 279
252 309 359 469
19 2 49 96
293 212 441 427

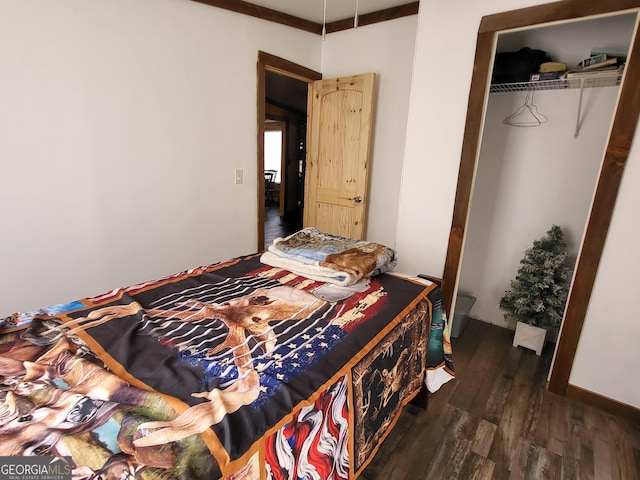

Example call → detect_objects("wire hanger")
503 90 548 127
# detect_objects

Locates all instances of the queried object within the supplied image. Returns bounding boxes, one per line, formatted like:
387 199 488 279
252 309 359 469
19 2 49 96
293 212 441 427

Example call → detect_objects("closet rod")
491 73 622 138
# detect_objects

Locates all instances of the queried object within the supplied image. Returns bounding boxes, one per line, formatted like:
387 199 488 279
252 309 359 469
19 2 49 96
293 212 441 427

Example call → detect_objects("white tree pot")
512 321 547 355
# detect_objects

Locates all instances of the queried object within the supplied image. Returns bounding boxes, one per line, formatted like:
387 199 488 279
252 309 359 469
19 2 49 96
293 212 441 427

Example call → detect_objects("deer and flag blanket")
0 253 454 480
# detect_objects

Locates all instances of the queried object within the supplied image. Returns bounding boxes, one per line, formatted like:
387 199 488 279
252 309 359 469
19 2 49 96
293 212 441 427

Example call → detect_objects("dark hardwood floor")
361 318 640 480
264 205 301 248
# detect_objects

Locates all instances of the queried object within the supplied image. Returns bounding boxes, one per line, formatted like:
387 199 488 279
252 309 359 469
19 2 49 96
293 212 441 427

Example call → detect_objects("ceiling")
241 0 413 24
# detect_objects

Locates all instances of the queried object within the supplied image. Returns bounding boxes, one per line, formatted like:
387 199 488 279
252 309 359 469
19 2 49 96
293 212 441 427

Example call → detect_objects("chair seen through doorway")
264 169 277 206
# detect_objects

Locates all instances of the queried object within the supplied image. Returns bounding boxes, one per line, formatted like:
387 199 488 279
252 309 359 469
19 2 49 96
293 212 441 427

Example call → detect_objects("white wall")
397 0 640 409
320 16 418 249
396 0 548 277
569 149 640 408
0 0 320 315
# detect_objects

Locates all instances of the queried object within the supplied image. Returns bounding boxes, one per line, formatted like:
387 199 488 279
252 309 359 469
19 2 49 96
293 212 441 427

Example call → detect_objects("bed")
0 231 454 480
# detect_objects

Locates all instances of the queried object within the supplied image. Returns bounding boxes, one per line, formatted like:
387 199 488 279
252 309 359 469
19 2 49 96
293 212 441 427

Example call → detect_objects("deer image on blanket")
45 285 326 446
0 335 176 465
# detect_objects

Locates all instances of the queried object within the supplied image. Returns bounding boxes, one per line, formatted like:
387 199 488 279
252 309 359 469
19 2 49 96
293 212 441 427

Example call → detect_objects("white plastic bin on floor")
451 294 476 338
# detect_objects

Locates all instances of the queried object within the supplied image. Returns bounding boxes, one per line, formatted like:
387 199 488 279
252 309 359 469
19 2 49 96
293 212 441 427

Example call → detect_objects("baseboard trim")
566 384 640 422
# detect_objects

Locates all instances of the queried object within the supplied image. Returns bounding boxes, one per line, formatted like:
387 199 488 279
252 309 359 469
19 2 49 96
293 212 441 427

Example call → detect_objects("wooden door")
304 73 375 240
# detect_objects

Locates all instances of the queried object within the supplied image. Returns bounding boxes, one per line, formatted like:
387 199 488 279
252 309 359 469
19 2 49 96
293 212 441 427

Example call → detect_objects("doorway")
456 14 636 348
441 0 640 396
257 52 322 251
263 119 296 246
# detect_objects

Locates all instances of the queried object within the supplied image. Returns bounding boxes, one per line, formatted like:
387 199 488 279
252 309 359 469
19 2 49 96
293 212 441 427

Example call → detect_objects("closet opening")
457 12 636 358
441 0 640 396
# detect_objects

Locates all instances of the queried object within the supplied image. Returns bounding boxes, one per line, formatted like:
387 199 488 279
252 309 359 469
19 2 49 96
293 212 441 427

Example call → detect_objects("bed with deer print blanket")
0 253 453 480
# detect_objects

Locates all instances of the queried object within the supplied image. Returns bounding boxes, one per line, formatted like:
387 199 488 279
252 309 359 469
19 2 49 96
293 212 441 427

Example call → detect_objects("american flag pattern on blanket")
265 374 350 480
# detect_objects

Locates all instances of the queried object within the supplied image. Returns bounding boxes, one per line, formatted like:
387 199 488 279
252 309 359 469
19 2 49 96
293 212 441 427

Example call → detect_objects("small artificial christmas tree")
499 225 571 332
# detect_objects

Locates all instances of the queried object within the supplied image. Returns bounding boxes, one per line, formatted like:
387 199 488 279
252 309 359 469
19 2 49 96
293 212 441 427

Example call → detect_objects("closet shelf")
490 72 622 93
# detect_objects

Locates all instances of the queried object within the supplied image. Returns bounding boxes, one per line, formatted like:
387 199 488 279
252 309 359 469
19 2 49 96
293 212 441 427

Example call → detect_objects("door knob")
351 196 363 203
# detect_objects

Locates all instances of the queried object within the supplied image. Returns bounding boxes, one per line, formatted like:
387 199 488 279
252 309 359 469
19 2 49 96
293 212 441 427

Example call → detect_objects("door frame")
257 51 322 251
441 0 640 395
